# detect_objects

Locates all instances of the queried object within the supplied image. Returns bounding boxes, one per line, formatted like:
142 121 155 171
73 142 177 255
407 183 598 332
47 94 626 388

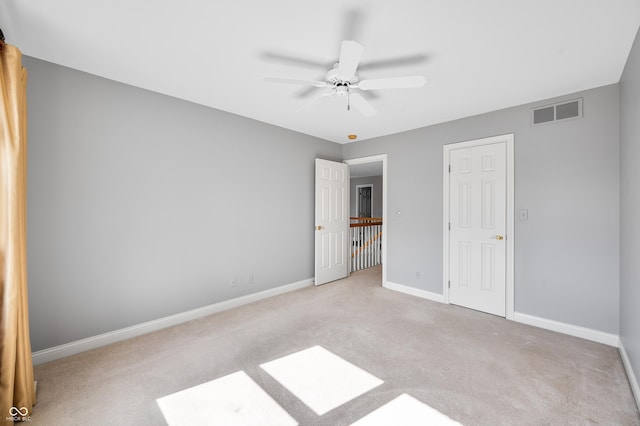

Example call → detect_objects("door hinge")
448 222 451 231
448 280 451 288
448 164 451 173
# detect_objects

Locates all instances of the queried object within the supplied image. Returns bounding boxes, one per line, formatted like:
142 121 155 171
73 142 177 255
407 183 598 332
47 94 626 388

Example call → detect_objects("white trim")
380 279 626 350
344 154 388 286
32 278 314 365
442 147 450 304
513 312 619 347
506 138 515 319
442 134 515 320
619 340 640 410
384 281 446 304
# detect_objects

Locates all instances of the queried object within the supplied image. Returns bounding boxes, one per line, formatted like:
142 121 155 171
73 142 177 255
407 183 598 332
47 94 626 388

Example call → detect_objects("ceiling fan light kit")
264 40 426 116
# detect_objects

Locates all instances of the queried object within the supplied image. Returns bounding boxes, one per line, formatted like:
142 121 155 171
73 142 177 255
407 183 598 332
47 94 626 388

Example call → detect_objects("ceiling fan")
263 40 426 117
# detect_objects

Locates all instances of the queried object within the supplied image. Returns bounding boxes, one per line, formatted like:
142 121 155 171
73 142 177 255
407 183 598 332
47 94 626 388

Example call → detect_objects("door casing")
443 134 515 319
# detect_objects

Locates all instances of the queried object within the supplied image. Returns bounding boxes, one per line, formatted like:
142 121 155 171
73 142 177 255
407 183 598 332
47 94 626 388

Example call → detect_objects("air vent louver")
532 98 582 126
533 106 555 124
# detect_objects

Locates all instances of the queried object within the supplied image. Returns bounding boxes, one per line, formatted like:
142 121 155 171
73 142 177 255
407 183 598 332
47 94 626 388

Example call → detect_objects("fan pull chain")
347 88 351 111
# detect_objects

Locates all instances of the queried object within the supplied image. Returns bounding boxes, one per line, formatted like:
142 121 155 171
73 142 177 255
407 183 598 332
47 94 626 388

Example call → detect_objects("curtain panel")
0 42 36 422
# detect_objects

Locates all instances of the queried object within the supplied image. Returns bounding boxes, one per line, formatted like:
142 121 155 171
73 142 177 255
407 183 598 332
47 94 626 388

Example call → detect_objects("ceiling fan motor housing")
326 66 358 88
335 84 350 96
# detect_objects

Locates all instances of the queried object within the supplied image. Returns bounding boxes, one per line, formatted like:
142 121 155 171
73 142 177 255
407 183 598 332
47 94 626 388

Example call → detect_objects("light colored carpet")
31 266 639 425
156 370 297 426
351 394 461 426
260 345 383 416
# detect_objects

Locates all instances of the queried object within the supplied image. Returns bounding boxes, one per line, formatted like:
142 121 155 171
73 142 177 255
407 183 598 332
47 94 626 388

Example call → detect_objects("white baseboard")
619 340 640 411
513 312 619 347
32 278 314 365
384 281 446 304
382 282 618 348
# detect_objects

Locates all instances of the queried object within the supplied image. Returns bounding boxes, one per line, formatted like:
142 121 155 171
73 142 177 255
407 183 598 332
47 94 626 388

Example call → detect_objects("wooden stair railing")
350 217 383 272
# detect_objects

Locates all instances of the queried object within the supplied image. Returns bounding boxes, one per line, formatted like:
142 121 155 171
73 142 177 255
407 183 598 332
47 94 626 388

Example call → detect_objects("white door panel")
315 159 348 285
449 142 506 316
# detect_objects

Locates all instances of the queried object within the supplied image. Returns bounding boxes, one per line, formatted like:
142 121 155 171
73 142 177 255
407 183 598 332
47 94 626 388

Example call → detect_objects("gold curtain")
0 43 36 421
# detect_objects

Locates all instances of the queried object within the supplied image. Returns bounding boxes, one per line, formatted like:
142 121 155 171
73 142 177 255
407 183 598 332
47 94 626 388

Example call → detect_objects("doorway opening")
344 155 387 286
355 184 373 218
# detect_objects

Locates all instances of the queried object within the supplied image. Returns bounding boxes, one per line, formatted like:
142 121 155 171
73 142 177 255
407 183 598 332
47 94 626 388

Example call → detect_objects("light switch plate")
519 209 528 221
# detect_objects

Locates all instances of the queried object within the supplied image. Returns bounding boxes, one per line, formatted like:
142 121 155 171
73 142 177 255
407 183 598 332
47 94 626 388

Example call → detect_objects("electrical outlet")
416 271 421 279
231 278 237 287
248 273 254 284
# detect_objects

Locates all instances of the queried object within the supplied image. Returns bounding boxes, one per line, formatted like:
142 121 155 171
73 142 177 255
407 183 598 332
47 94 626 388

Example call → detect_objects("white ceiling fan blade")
263 77 327 88
298 90 333 112
337 40 364 80
349 93 377 117
358 75 426 90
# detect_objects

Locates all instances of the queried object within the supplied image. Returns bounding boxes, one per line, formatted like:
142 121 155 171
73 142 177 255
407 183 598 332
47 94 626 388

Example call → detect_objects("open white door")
448 141 507 317
315 159 349 285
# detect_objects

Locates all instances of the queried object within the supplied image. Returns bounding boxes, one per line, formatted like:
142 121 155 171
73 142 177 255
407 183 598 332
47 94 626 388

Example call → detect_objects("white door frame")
443 134 515 319
344 154 387 286
355 184 374 217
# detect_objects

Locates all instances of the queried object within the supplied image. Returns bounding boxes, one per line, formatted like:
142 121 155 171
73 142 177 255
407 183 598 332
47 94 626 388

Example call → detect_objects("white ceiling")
350 161 383 179
1 1 639 144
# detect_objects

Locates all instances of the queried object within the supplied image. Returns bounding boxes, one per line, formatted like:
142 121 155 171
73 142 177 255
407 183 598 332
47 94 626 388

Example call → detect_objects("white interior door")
315 159 349 285
448 142 507 316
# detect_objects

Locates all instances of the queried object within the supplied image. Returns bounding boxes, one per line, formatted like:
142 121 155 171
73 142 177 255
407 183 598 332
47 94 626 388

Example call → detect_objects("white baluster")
359 226 363 271
364 225 368 269
350 226 354 272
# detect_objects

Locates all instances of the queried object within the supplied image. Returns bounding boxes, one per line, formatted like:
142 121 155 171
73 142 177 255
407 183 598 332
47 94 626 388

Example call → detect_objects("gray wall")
24 53 626 353
350 176 383 218
343 84 620 334
620 27 640 396
24 57 341 352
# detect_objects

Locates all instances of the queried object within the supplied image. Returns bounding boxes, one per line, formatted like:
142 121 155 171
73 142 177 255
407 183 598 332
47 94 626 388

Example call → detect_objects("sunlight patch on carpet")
350 394 463 426
260 345 383 415
156 370 298 426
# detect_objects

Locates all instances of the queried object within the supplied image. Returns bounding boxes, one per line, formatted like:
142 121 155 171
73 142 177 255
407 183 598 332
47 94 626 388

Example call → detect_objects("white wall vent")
532 98 582 126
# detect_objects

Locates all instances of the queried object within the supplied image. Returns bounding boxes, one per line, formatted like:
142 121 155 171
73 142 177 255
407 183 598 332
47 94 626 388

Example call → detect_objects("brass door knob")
316 225 323 231
495 235 504 240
